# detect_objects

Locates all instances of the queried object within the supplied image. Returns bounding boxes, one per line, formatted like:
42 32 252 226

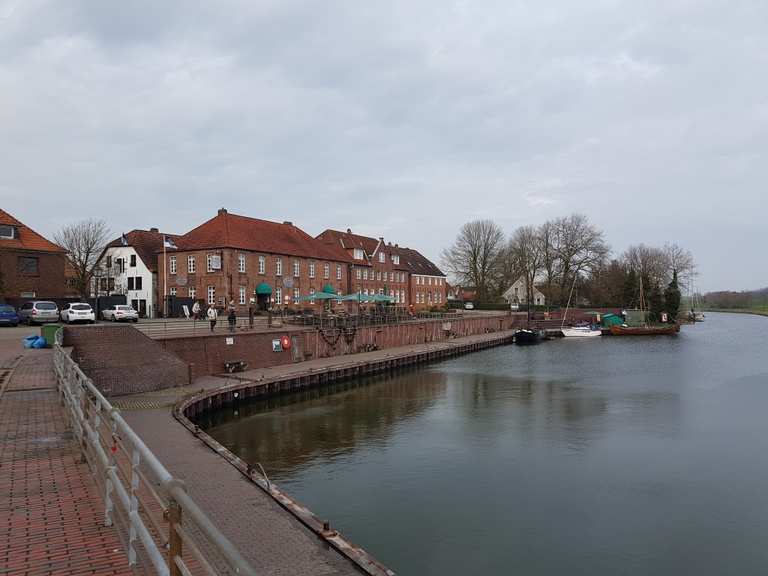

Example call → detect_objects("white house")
503 276 546 306
92 229 174 318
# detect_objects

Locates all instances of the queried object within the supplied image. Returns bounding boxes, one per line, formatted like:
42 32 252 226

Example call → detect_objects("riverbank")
703 308 768 317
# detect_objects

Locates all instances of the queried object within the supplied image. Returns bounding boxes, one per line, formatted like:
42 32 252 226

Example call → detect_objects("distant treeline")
703 288 768 310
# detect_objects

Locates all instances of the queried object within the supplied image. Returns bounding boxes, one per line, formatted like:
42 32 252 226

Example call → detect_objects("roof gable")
107 229 177 272
0 209 65 253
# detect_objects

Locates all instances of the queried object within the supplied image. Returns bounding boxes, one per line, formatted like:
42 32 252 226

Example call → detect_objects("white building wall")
95 246 158 317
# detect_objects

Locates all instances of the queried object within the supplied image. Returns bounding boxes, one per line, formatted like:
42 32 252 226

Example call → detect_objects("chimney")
379 237 384 242
218 208 227 216
395 244 399 248
346 228 352 234
283 221 292 226
150 227 159 233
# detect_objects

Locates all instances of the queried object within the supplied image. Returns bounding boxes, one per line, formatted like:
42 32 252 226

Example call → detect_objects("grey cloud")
1 0 766 290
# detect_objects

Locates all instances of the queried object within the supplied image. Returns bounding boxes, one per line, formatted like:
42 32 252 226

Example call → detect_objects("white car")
102 304 139 323
60 303 96 324
464 302 475 310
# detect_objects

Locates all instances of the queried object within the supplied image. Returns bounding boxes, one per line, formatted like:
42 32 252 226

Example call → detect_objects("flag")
120 233 128 246
163 235 177 249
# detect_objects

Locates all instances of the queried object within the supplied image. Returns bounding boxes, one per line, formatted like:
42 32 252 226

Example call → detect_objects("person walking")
207 305 218 332
228 307 237 333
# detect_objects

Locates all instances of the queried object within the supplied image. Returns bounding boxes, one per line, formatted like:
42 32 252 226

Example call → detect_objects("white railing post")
128 448 140 566
104 410 118 527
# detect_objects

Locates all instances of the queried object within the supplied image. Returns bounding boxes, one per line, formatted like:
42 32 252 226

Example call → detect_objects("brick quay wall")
161 313 526 380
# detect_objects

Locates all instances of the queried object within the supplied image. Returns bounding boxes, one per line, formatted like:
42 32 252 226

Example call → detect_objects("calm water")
198 313 768 575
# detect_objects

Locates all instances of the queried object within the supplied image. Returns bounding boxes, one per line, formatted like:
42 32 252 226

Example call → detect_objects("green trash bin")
40 324 62 348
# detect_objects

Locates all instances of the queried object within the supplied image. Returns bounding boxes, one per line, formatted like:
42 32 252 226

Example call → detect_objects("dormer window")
392 255 400 265
379 252 385 263
353 248 364 260
0 225 17 239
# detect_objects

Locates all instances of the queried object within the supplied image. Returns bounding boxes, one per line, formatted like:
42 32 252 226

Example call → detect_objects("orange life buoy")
281 335 291 350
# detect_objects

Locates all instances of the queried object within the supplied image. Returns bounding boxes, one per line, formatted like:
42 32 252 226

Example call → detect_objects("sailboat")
560 274 601 338
610 273 680 336
687 284 706 322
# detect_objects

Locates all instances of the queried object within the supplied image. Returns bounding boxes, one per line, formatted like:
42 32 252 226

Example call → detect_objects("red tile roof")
394 246 445 277
0 208 65 253
106 229 178 272
173 210 352 262
316 229 380 258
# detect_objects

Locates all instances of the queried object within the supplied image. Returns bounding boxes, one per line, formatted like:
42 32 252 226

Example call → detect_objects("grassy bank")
703 308 768 317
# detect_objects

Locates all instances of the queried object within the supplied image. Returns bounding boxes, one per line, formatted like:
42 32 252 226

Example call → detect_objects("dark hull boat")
514 329 542 345
609 324 680 336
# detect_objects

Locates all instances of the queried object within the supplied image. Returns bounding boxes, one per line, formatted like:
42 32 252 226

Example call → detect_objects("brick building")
316 229 411 305
317 229 447 310
158 209 352 313
0 208 69 303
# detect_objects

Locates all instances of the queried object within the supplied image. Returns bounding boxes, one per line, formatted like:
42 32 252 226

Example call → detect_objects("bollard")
167 498 183 576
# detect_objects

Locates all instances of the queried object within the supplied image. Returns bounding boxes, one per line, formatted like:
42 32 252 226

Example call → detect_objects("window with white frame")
379 288 384 294
238 254 246 273
353 248 364 260
363 289 368 296
337 264 342 280
189 287 196 300
293 288 299 302
239 286 246 305
187 255 196 274
258 255 265 274
309 262 315 278
392 255 400 265
293 260 300 277
206 253 217 273
323 263 330 279
275 258 282 276
275 287 282 306
170 287 177 296
363 269 368 280
356 268 361 280
207 285 215 304
169 256 177 274
395 291 400 304
376 271 381 281
309 288 315 304
401 289 405 303
379 252 385 263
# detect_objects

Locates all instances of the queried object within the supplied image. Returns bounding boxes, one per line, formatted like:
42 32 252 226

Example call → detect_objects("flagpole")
163 239 167 319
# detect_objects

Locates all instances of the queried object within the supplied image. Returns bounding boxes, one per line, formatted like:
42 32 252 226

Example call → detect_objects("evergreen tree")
648 281 664 323
664 269 682 322
622 269 637 307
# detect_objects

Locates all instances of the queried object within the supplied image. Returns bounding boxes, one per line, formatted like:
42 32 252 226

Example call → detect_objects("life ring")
281 335 291 350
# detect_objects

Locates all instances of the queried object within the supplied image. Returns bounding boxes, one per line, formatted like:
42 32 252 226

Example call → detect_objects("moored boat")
561 326 602 338
514 329 541 345
609 324 680 336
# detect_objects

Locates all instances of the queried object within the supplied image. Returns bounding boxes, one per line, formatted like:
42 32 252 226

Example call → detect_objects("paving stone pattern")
0 348 139 576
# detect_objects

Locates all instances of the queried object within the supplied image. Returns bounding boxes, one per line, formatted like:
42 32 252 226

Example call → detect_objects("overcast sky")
1 1 766 291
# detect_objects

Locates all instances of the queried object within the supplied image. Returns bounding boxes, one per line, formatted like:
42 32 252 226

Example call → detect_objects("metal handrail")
53 334 256 576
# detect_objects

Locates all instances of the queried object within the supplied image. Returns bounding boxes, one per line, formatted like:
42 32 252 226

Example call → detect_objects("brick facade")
0 248 68 301
159 248 350 312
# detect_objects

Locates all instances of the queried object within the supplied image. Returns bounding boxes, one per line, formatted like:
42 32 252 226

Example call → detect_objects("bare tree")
538 219 561 305
623 244 672 288
55 219 111 299
663 242 696 292
555 214 609 302
508 225 543 310
441 219 505 302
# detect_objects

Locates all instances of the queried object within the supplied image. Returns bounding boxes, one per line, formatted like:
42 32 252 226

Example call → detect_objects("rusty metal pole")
167 498 183 576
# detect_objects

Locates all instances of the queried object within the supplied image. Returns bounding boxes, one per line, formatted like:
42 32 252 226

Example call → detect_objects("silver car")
17 301 60 325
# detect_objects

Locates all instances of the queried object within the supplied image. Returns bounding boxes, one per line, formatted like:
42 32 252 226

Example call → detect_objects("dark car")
0 304 20 327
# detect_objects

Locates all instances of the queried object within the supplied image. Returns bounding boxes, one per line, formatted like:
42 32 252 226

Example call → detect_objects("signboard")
182 305 190 319
176 275 187 286
283 277 294 289
209 254 222 270
226 337 234 346
272 339 283 352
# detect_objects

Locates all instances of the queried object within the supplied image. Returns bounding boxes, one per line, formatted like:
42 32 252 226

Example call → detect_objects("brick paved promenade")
0 331 137 576
120 329 516 576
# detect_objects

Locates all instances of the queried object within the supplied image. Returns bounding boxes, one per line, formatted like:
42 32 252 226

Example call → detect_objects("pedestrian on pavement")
228 307 237 333
192 300 201 320
248 300 255 329
207 305 218 332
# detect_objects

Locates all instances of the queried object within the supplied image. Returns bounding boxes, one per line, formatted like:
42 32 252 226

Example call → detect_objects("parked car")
17 301 59 325
0 304 20 327
60 303 96 324
101 304 139 323
464 301 475 310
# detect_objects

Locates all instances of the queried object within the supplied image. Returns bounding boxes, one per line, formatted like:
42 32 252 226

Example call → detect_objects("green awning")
297 291 338 302
322 284 336 294
370 293 395 302
255 283 272 295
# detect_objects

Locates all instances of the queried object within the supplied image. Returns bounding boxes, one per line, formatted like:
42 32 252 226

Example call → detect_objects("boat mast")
561 272 578 330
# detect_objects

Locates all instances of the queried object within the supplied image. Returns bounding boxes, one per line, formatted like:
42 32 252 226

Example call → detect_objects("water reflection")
199 314 768 576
